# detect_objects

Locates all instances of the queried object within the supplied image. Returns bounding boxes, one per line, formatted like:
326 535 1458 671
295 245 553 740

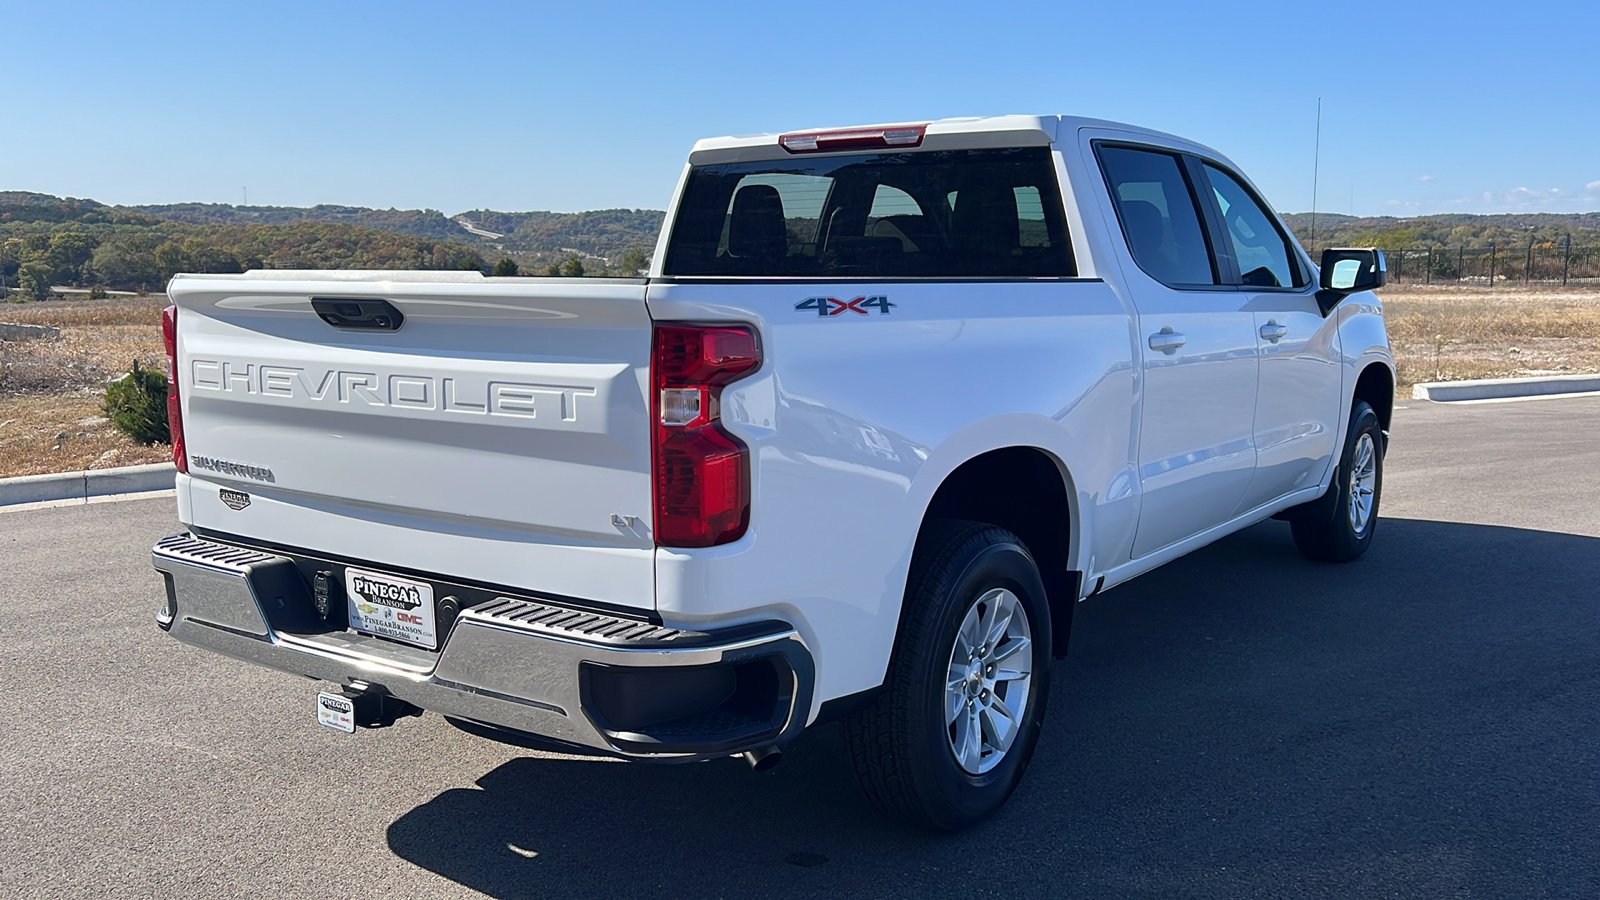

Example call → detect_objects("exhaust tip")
742 745 783 773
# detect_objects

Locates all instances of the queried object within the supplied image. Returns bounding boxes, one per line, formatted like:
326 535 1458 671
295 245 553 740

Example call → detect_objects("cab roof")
687 115 1214 166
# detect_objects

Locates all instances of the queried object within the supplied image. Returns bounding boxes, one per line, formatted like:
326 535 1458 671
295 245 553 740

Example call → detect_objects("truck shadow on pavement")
386 517 1600 899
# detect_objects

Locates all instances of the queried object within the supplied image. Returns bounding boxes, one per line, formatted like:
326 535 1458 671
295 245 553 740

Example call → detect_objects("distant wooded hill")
1 192 490 295
1282 211 1600 252
0 192 662 295
123 200 664 267
6 188 1600 298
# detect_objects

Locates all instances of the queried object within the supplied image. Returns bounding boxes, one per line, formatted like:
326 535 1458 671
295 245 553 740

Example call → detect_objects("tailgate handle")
311 298 404 332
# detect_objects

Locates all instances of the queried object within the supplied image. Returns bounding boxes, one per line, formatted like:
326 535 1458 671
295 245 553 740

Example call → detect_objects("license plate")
345 567 437 650
316 691 356 733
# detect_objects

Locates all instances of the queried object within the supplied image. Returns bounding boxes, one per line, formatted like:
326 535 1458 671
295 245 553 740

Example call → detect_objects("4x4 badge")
796 296 895 317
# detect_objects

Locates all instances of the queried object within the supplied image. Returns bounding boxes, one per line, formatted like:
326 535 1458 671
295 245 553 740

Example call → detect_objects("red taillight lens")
652 324 759 547
162 305 187 473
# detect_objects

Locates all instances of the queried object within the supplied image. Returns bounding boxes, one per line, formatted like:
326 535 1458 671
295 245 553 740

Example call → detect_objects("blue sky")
3 0 1597 218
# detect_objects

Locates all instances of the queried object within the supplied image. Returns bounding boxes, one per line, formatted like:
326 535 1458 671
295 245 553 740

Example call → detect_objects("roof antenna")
1309 98 1322 251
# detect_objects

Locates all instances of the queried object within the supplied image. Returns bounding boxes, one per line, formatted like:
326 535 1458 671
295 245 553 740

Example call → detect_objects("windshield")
663 148 1075 278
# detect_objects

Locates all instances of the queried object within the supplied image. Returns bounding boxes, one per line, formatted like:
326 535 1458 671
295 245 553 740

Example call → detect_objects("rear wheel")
1289 400 1384 562
842 520 1052 831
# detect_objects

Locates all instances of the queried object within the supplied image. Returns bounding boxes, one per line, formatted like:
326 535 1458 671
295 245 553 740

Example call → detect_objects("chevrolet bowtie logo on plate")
218 489 251 510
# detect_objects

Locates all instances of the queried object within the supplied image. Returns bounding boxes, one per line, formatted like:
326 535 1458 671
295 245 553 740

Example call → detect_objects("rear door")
169 273 657 610
1195 161 1342 512
1091 142 1260 558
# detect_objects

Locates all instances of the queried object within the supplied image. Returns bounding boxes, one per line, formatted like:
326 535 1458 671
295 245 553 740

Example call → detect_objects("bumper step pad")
471 597 692 646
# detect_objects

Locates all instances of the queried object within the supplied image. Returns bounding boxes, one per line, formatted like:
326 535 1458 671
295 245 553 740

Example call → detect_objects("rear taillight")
162 305 187 473
651 324 760 547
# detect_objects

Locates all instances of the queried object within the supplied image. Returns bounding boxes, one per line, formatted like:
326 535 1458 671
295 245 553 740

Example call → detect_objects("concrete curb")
0 462 176 507
1412 374 1600 403
0 322 61 341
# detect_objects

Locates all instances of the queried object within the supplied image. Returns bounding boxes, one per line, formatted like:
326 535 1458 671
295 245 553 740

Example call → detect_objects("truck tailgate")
168 272 656 611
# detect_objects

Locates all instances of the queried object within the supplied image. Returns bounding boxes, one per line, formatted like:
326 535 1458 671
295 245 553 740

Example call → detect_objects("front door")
1196 162 1342 512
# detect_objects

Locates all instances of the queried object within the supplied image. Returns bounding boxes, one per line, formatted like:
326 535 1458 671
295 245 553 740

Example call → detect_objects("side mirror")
1316 248 1387 315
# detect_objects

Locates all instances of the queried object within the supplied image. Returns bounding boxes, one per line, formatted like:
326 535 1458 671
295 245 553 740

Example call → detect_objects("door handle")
1259 321 1289 343
1148 327 1187 354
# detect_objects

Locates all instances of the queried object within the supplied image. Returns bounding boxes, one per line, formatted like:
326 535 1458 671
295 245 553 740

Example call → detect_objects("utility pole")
1309 98 1322 251
243 187 248 207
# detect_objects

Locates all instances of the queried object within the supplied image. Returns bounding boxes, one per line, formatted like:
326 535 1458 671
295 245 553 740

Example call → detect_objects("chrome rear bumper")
151 533 812 759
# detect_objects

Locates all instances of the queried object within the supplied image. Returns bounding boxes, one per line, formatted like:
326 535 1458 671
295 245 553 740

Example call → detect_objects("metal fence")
1346 239 1600 286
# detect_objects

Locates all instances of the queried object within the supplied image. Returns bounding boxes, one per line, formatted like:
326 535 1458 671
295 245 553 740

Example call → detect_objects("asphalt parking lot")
3 395 1598 899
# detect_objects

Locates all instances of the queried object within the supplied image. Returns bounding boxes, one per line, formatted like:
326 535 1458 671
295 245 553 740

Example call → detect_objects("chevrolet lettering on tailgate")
189 360 596 423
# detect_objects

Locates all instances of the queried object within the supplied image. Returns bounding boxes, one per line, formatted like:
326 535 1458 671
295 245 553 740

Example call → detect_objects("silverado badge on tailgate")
344 568 437 650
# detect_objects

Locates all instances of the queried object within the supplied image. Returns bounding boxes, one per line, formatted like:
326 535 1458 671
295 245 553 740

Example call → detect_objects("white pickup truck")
152 115 1393 831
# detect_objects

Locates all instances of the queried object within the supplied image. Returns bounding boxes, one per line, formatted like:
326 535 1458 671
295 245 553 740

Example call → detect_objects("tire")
1289 400 1384 562
842 520 1053 831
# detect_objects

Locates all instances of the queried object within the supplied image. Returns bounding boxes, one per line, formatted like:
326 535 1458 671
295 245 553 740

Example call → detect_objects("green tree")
103 360 170 445
560 255 585 277
618 247 650 274
17 259 54 300
154 241 189 280
186 242 243 274
447 248 484 271
86 234 163 288
0 238 24 282
17 234 50 256
47 232 99 282
492 257 519 276
545 262 562 276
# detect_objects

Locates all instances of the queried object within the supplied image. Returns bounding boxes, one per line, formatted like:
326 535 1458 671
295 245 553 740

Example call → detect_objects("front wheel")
842 521 1052 831
1289 400 1384 562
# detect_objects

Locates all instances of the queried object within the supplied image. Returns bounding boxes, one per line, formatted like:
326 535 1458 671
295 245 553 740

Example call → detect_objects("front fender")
1330 292 1396 471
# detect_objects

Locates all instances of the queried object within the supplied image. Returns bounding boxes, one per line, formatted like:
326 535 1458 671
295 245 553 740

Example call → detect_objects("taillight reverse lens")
652 325 759 547
162 305 187 473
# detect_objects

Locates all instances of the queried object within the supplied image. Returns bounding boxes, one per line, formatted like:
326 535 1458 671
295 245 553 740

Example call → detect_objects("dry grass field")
1 286 1598 480
0 296 170 478
1382 284 1600 387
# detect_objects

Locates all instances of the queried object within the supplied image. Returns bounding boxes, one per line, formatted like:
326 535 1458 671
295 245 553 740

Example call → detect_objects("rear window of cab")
663 148 1076 278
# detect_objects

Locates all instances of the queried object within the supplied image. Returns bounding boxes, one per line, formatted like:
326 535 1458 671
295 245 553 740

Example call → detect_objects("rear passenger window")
1096 146 1218 287
1202 164 1304 289
867 186 933 253
663 148 1075 278
1014 186 1050 248
714 173 832 259
868 185 923 219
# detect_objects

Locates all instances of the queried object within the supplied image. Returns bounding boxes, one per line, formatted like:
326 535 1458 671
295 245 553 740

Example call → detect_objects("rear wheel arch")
915 447 1080 659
